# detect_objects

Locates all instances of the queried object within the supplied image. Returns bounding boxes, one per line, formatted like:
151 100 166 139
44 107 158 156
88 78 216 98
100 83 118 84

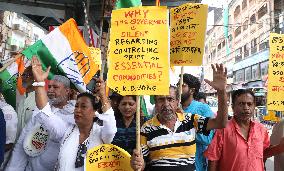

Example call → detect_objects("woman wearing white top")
31 56 117 171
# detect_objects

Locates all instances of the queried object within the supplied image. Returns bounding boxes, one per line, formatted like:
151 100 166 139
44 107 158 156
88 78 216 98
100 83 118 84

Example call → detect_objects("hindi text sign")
170 3 208 66
85 144 133 171
267 33 284 111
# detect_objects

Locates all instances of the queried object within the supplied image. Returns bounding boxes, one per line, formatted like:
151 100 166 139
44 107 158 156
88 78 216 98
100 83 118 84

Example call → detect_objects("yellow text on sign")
108 6 169 95
267 33 284 111
170 3 208 66
85 144 133 171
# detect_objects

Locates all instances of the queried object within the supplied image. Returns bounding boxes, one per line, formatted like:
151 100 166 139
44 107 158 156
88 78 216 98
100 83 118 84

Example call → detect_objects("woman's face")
74 96 95 125
118 96 136 118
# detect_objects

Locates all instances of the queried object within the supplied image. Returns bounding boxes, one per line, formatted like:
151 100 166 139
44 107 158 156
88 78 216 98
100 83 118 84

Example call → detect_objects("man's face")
47 80 69 105
22 67 34 88
155 87 178 121
181 83 189 94
233 93 255 122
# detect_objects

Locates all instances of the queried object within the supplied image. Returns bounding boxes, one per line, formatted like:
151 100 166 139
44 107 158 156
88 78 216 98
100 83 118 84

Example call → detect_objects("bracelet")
101 101 109 109
32 81 45 87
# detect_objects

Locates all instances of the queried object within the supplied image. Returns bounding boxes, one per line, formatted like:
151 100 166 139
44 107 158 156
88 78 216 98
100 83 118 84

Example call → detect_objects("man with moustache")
204 89 284 171
130 64 228 171
6 75 75 171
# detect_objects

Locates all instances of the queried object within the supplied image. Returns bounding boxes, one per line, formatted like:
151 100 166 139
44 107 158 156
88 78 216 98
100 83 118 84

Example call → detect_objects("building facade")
0 10 45 62
203 0 282 105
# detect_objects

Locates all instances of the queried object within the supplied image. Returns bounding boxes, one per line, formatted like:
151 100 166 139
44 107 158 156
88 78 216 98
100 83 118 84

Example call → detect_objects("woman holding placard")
112 95 147 154
30 56 117 171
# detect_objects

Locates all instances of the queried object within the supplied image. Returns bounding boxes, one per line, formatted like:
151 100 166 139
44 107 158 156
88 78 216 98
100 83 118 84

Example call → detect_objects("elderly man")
6 74 75 171
130 64 228 171
204 89 284 171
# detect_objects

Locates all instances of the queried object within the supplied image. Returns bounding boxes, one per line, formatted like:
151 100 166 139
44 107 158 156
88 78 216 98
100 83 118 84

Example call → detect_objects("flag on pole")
115 0 142 9
0 56 27 108
22 18 100 92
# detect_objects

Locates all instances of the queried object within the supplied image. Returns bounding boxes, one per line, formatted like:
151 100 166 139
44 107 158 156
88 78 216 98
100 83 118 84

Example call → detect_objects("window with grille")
258 4 268 20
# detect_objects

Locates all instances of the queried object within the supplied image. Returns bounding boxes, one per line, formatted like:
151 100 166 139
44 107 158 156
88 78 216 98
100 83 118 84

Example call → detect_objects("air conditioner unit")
12 24 21 30
10 45 18 52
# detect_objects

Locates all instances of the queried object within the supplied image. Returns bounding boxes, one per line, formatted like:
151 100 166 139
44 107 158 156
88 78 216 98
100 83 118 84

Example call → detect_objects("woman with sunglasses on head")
30 56 117 171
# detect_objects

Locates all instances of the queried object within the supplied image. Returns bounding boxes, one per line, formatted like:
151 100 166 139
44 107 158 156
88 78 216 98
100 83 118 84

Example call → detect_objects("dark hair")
182 73 200 99
195 92 206 102
232 89 256 106
117 95 136 104
109 91 120 100
115 95 136 119
77 92 102 111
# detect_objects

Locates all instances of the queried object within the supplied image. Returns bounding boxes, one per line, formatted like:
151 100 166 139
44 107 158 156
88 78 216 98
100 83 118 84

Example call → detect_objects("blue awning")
233 49 269 71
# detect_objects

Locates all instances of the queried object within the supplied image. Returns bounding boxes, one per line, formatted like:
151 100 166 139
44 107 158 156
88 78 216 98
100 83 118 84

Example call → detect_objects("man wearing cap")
6 75 75 171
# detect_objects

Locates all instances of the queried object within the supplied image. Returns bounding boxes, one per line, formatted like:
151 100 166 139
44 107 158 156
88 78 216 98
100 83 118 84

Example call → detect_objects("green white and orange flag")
0 55 27 108
22 18 99 92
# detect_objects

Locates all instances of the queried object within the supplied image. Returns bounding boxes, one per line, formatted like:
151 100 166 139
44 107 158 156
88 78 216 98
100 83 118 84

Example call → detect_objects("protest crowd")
1 1 284 171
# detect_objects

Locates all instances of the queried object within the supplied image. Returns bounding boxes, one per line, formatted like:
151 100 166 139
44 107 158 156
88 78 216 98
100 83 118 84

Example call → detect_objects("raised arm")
31 56 67 142
204 64 228 130
94 78 117 143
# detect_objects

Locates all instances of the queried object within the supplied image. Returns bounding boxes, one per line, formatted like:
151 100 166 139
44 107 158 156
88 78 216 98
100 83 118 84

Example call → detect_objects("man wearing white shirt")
6 75 74 171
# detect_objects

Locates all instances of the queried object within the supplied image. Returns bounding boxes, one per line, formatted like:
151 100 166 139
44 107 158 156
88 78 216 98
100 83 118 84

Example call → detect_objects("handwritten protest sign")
89 47 102 70
267 33 284 111
108 6 169 95
85 144 133 171
170 3 208 66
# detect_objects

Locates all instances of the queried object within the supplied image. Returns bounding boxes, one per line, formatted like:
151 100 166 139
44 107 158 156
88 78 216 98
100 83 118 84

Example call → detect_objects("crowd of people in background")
0 57 284 171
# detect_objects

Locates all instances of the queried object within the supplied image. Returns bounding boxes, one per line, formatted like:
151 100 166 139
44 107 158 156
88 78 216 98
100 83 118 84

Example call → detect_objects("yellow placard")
267 33 284 111
85 144 133 171
89 47 102 70
170 3 208 66
108 6 169 95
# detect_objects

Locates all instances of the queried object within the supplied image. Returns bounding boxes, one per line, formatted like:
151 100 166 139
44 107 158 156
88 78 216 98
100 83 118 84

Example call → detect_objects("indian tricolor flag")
0 55 27 108
22 18 99 92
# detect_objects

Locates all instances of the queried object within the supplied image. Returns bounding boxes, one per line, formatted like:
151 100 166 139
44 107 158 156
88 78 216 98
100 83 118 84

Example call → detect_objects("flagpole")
136 95 141 152
82 0 93 47
179 66 184 105
0 54 23 72
99 0 106 80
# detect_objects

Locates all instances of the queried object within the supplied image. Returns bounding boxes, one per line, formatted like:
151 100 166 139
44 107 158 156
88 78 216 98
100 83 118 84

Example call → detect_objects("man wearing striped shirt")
130 64 228 171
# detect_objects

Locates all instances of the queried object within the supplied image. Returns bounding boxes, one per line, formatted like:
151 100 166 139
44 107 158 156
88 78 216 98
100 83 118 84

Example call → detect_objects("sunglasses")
75 143 87 168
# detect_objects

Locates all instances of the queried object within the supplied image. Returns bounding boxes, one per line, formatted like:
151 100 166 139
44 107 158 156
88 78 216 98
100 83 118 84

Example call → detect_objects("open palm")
204 64 227 91
31 56 50 82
